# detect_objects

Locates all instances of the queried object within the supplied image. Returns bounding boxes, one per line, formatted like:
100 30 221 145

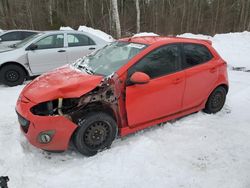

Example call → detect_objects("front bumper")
16 96 78 151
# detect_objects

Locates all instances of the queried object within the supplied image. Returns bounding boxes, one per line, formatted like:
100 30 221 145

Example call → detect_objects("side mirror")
26 43 38 51
130 72 150 85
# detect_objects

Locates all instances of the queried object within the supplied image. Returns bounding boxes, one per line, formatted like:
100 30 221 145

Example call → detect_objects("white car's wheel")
0 64 26 86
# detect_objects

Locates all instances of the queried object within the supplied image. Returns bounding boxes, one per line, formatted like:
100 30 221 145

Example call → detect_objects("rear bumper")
16 97 77 151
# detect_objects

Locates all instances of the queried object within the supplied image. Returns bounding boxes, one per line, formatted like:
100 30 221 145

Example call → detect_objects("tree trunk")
135 0 140 33
111 0 121 38
49 0 53 26
83 0 87 23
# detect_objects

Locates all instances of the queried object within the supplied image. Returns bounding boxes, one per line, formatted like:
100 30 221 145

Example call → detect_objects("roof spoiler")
175 36 212 45
201 39 212 45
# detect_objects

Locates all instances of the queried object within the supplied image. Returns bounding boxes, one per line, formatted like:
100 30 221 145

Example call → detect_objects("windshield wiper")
78 64 94 75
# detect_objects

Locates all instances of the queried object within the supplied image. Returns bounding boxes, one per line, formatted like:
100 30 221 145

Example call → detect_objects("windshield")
72 41 147 76
14 33 42 48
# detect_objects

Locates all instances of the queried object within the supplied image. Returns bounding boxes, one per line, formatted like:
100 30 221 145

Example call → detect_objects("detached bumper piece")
17 111 30 133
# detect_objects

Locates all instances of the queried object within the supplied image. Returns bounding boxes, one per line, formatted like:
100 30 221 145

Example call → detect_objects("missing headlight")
31 101 55 116
31 98 79 116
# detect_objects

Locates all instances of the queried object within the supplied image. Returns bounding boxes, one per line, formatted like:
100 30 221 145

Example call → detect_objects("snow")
59 25 114 42
179 31 250 70
78 25 114 42
133 32 159 37
59 26 74 31
1 32 250 188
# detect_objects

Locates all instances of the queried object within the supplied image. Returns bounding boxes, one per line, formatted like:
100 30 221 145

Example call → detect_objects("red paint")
130 72 150 84
22 65 103 103
16 36 228 151
126 71 185 127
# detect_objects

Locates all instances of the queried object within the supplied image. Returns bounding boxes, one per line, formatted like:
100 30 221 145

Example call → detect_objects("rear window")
182 43 213 69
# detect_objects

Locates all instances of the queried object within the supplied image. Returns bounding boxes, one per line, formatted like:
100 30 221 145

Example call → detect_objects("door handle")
58 50 66 52
210 67 216 73
89 47 96 50
172 78 183 84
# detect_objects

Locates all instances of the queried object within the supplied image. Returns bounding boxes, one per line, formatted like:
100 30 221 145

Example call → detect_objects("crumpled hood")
21 65 103 103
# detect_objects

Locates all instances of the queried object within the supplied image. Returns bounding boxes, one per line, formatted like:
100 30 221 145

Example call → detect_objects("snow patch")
178 33 212 40
59 26 74 31
133 32 159 37
78 25 114 42
59 25 114 42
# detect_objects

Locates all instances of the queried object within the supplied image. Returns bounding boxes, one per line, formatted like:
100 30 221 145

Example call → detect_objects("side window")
182 43 213 69
67 34 95 47
129 44 181 79
22 32 36 39
1 32 23 41
35 34 64 49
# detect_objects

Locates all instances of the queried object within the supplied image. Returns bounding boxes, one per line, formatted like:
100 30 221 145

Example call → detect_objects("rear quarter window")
67 33 95 47
182 43 213 69
22 32 37 39
0 31 23 41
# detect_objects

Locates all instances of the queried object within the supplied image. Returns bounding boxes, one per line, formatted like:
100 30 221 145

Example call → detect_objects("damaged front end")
30 74 122 128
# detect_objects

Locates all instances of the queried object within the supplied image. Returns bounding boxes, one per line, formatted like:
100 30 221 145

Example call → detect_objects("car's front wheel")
0 64 26 86
73 112 117 156
204 86 227 114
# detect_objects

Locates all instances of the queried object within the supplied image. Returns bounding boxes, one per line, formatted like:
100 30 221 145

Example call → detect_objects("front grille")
16 111 30 133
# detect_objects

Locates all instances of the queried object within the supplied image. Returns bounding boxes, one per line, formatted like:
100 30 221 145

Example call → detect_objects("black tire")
73 112 117 156
204 86 227 114
0 64 26 86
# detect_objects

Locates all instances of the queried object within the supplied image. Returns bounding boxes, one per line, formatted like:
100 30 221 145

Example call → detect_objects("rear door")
28 33 67 74
66 33 97 63
125 44 185 127
181 43 218 110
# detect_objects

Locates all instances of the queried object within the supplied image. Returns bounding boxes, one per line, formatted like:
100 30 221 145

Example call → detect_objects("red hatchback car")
16 36 228 156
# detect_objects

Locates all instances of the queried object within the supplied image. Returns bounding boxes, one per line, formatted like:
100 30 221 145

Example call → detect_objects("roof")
42 30 92 34
2 29 39 33
119 36 212 46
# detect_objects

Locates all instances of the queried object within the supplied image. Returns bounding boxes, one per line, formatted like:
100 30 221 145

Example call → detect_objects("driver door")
27 33 67 74
125 44 185 127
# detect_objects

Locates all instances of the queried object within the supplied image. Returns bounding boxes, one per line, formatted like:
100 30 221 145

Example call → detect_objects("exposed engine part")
58 98 63 116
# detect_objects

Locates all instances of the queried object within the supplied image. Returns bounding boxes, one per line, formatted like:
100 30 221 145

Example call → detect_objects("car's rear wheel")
73 112 117 156
204 86 227 114
0 64 26 86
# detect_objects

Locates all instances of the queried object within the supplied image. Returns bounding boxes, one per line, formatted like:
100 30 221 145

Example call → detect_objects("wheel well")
0 62 29 77
71 102 117 125
69 102 117 145
217 84 229 94
204 83 228 107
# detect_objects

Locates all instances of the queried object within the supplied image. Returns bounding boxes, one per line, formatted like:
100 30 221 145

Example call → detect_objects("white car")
0 30 110 86
0 30 39 49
